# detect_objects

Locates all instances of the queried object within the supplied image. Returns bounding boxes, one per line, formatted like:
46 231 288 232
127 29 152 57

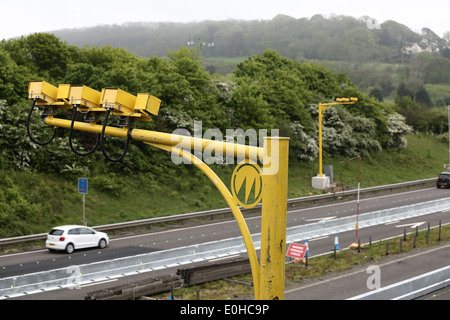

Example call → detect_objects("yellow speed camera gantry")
27 81 161 161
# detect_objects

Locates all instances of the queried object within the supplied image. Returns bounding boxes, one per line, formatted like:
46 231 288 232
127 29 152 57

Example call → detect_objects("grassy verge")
0 133 448 237
151 224 450 300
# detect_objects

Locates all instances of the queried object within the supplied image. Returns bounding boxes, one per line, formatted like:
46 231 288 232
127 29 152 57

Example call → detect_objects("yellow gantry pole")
318 103 325 178
317 98 358 178
44 116 263 161
44 115 290 300
259 137 290 300
146 142 261 300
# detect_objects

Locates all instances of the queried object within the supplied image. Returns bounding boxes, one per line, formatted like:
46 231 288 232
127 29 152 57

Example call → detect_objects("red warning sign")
286 243 307 259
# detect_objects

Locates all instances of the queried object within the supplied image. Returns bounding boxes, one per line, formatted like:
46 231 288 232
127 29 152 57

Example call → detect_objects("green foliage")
226 79 274 130
230 50 406 160
0 48 34 105
0 100 37 170
0 172 72 236
415 85 433 107
424 56 450 84
233 50 340 131
287 105 384 161
395 82 449 133
386 113 413 148
0 34 410 168
48 15 450 123
52 15 427 64
426 84 450 107
0 33 416 237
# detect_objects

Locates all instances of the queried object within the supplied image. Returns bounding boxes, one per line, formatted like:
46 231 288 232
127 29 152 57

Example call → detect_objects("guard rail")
348 264 450 300
0 178 436 251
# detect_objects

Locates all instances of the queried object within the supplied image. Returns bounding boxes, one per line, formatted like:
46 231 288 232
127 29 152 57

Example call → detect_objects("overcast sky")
1 0 449 40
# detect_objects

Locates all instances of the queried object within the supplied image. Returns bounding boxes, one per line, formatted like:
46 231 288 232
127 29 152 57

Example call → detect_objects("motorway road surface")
284 235 450 300
1 186 450 300
417 282 450 300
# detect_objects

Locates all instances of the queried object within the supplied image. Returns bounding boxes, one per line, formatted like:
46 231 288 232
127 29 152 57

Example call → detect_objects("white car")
46 225 109 254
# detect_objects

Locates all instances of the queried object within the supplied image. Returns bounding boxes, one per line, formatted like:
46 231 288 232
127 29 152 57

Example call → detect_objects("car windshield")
440 174 450 179
49 229 64 236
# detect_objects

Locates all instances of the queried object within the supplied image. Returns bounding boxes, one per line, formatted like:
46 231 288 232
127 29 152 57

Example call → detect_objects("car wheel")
65 243 74 254
98 239 107 249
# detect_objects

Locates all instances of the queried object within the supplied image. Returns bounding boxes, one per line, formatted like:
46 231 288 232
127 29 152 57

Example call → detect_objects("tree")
227 79 274 130
0 48 34 104
414 85 432 107
234 50 332 132
23 33 72 80
396 82 413 100
424 57 450 84
233 50 400 158
387 113 412 149
167 47 225 129
369 87 384 102
64 63 94 85
0 100 89 174
343 27 378 61
421 28 444 52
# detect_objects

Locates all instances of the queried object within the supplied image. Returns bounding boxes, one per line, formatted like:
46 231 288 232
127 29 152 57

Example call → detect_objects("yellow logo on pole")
231 160 262 208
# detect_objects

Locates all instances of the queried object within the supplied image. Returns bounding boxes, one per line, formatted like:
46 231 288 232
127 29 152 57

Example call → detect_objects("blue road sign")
78 178 88 194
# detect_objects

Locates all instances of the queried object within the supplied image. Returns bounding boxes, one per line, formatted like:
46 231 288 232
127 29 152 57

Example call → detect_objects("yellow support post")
259 137 289 300
317 98 359 178
44 115 291 300
318 102 329 178
146 142 261 300
43 116 263 161
36 84 293 300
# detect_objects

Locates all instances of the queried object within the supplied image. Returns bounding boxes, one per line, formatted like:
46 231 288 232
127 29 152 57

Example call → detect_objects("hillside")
0 133 447 238
0 30 447 238
53 15 443 63
51 15 450 110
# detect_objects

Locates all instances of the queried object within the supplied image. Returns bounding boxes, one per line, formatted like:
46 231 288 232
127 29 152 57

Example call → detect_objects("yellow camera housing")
100 88 136 114
100 89 160 121
69 85 103 111
28 81 73 109
28 81 58 105
134 94 161 116
28 82 162 122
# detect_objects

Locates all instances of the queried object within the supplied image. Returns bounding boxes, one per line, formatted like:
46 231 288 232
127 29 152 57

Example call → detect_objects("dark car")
437 172 450 188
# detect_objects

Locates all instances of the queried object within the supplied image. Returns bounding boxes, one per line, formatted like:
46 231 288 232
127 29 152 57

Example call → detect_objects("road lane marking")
81 279 118 288
396 222 426 229
308 236 330 242
305 217 337 223
385 220 400 225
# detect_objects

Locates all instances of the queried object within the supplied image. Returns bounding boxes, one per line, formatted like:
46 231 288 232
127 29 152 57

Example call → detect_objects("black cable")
26 99 57 146
100 108 131 162
69 106 100 157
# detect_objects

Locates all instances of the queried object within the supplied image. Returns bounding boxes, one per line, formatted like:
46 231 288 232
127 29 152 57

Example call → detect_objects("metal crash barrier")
1 196 448 299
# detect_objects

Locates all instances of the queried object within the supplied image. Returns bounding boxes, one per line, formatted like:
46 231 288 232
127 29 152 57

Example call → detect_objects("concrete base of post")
312 175 331 190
